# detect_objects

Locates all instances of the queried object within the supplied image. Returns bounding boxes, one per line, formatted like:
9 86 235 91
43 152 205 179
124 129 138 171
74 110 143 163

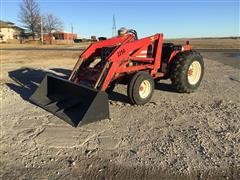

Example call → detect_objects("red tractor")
30 29 204 127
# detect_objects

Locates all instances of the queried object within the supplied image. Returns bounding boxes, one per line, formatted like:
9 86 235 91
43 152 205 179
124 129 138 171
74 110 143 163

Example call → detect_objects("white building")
0 20 24 42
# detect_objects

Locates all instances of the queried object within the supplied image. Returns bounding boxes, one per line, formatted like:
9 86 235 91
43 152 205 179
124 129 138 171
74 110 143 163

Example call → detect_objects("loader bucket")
29 74 109 127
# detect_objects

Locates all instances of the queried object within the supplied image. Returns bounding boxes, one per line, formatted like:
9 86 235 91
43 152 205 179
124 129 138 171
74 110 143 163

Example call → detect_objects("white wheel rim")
188 61 202 85
139 80 151 99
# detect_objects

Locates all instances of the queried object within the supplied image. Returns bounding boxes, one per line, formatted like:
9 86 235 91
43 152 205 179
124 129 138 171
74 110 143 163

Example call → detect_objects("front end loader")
30 29 204 127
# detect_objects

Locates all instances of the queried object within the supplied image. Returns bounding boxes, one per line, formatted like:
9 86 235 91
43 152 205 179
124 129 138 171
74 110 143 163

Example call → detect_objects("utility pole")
41 16 43 45
71 23 73 34
112 15 116 37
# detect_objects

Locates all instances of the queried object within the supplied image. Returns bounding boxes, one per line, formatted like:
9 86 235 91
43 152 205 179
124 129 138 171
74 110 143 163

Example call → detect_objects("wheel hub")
188 61 202 85
139 80 151 99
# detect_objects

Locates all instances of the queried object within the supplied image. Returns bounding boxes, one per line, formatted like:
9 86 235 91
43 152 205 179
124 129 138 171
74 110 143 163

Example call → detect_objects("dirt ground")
0 49 240 179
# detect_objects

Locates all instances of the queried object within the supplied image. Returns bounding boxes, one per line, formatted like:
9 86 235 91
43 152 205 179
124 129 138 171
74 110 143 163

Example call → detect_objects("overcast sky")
1 0 239 38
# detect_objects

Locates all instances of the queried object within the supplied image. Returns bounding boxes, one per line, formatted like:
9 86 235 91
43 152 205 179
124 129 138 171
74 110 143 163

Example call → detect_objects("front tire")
127 72 154 105
170 50 204 93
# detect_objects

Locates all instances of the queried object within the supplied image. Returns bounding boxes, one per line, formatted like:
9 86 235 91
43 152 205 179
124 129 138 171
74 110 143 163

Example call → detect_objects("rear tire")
170 50 204 93
127 72 154 105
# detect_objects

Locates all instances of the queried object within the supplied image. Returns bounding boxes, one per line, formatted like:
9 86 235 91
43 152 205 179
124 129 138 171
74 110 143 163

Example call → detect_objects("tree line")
19 0 63 39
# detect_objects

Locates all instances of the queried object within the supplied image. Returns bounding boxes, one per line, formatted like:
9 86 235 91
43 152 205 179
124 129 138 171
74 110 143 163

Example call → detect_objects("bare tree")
44 13 63 33
19 0 40 39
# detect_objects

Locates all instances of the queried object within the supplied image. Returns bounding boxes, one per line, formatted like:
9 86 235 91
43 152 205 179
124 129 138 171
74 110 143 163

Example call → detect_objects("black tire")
127 71 154 105
170 50 204 93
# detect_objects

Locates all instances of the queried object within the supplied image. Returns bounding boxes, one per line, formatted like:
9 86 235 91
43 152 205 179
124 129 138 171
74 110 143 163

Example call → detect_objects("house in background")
0 20 24 43
43 31 77 44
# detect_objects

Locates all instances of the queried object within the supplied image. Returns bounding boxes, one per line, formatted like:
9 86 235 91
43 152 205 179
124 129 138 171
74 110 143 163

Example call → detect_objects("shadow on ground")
2 156 238 180
108 81 177 104
7 67 71 101
7 67 178 103
109 91 130 104
155 81 176 93
7 67 136 104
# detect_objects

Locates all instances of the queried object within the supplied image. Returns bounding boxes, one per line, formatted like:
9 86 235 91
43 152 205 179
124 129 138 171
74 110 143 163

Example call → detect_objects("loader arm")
69 34 135 81
98 34 163 91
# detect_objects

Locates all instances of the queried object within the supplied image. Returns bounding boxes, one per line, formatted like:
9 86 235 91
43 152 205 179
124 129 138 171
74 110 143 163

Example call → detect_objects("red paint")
69 33 192 91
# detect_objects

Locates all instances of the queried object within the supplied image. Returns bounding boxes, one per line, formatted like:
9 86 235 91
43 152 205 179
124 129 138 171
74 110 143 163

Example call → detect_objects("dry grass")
165 38 240 49
1 38 239 49
0 42 91 49
1 50 80 83
2 50 79 59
